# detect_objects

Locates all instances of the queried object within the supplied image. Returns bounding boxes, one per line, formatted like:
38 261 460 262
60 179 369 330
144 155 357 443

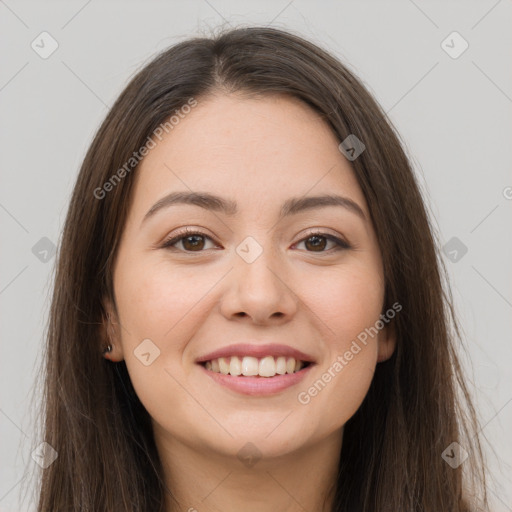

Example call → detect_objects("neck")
154 426 343 512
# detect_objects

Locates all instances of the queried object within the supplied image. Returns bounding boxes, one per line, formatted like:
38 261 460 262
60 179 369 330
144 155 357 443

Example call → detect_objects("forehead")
131 93 369 221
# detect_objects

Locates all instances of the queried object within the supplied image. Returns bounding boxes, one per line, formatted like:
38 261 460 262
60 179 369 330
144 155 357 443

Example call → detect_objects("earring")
103 311 115 357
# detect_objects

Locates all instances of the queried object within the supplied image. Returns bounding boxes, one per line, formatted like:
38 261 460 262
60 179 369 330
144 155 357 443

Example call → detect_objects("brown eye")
304 235 328 252
181 234 206 251
161 230 216 252
296 233 350 253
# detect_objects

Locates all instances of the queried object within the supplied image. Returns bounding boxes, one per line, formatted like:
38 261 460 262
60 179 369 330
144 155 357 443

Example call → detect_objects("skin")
104 92 396 512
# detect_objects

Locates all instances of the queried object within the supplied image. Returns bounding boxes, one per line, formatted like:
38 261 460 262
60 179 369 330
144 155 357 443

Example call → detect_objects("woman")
36 26 488 511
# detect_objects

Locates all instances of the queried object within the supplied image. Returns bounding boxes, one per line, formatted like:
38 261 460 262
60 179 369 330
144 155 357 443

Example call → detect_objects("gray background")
1 1 511 510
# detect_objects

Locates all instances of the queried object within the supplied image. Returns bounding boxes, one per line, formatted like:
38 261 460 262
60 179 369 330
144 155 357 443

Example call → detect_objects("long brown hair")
36 25 488 511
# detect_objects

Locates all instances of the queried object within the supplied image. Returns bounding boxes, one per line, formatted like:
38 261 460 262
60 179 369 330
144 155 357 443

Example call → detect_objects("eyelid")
295 230 351 251
159 227 219 250
299 228 350 245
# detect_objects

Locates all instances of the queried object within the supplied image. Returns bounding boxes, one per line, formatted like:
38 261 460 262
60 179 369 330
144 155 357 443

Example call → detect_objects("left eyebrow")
141 191 366 226
280 194 366 221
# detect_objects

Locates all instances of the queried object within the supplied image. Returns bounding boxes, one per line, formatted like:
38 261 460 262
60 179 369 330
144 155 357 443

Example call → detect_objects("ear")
100 295 125 362
377 319 396 363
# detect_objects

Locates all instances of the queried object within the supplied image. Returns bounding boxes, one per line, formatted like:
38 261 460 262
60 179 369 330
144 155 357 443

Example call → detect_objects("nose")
219 244 298 325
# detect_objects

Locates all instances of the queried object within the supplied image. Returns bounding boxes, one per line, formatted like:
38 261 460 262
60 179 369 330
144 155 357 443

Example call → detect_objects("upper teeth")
204 356 305 377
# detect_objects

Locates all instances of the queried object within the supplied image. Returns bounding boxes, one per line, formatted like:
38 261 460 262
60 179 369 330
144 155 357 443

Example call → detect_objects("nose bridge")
222 234 297 323
238 239 280 289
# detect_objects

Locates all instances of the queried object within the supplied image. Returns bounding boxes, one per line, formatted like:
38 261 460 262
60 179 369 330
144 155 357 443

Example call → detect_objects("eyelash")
160 228 351 254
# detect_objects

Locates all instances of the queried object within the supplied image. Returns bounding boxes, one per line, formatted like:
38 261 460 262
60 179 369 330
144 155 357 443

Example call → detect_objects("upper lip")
195 343 316 364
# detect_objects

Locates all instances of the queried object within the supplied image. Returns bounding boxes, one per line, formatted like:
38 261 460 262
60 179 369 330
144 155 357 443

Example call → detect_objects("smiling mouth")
200 355 311 377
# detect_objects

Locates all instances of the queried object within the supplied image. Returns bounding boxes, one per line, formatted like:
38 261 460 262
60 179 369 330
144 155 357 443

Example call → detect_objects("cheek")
115 259 210 341
306 262 384 345
294 265 382 425
113 260 213 431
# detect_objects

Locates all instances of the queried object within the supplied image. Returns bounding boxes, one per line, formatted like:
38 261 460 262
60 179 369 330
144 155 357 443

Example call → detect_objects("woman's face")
106 93 395 461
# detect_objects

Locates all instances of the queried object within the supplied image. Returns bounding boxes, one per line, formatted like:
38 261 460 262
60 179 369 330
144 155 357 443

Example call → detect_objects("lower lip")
198 364 314 396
